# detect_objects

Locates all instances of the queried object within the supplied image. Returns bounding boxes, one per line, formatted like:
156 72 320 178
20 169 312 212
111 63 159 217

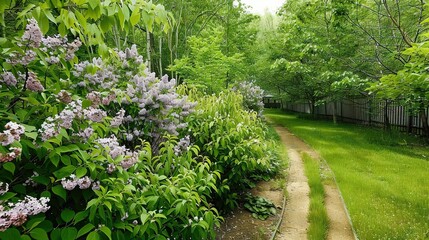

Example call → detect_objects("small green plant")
243 194 277 220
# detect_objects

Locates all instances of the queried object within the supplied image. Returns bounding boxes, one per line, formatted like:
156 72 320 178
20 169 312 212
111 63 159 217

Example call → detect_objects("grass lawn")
265 109 429 240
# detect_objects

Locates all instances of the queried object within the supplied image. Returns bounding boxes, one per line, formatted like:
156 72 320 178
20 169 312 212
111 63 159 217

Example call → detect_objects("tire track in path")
273 126 355 240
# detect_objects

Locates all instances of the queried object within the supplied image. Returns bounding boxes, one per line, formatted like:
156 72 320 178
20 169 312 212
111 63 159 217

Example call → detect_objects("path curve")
273 125 355 240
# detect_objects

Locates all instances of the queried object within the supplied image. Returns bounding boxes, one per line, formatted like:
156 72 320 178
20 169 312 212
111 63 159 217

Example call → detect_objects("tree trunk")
333 101 337 124
384 100 391 131
419 109 429 137
159 36 163 77
146 29 152 72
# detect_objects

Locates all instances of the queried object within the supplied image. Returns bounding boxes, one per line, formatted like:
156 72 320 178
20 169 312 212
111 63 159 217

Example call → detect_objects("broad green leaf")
88 0 100 10
61 209 75 223
30 228 49 240
52 185 67 201
87 231 100 240
77 223 95 238
75 167 87 178
130 8 140 26
61 227 78 240
3 162 15 174
99 226 112 240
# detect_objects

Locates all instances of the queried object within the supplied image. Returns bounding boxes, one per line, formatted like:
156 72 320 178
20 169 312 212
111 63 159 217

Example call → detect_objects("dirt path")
274 126 355 240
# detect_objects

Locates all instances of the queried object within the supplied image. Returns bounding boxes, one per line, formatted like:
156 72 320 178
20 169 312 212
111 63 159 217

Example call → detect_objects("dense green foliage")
267 110 429 239
0 1 279 238
188 90 279 210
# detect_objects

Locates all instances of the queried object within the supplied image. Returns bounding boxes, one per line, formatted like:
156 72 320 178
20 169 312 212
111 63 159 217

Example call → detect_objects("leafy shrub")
232 81 265 116
187 90 279 210
0 19 221 239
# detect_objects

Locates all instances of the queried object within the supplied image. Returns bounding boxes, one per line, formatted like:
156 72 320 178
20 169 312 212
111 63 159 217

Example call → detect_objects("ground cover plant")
266 109 429 240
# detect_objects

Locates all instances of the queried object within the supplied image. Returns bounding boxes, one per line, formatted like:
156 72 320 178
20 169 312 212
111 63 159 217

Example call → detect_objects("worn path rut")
273 125 355 240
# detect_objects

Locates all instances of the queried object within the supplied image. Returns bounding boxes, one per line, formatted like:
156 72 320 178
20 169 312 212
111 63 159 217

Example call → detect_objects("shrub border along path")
271 123 356 240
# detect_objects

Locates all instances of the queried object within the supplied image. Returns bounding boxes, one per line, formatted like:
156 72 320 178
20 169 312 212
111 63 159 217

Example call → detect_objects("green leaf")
72 0 86 5
24 131 38 140
0 228 20 240
130 8 140 26
86 231 100 240
21 235 31 240
61 209 75 223
30 228 49 240
99 226 112 240
77 223 95 238
55 144 79 154
3 162 15 174
50 228 62 240
88 0 100 10
53 165 76 179
75 167 87 178
73 211 89 224
52 185 67 201
61 227 77 240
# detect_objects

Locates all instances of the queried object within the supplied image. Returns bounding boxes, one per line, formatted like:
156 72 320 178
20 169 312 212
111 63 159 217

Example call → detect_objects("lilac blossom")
56 90 72 104
0 196 50 231
111 109 125 127
25 72 44 92
0 122 25 146
21 19 42 48
174 135 191 156
1 72 17 86
0 147 22 163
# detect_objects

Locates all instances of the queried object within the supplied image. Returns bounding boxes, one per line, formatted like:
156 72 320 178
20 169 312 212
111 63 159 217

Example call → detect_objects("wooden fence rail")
272 98 429 136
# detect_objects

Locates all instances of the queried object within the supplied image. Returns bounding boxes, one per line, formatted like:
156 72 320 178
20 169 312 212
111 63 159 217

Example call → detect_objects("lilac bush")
232 81 265 116
0 19 221 239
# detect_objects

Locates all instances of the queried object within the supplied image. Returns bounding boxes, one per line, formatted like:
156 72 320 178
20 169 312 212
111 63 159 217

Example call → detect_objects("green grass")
265 109 429 240
302 153 329 240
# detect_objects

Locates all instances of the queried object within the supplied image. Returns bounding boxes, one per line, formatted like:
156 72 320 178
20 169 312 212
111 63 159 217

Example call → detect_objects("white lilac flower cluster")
0 122 24 163
0 195 50 231
232 81 264 116
61 174 99 191
0 122 25 146
95 136 140 170
174 135 191 156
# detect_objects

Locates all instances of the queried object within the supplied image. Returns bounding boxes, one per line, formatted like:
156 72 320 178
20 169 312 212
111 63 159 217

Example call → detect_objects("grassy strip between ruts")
302 153 329 240
265 109 429 240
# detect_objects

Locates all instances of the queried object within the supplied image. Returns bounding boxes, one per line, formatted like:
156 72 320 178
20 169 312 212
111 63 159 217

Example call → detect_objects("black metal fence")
278 98 429 136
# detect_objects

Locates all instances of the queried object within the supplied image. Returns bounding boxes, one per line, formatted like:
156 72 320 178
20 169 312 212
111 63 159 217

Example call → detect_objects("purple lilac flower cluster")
0 194 50 231
174 135 191 156
69 44 196 146
1 19 81 92
232 81 265 116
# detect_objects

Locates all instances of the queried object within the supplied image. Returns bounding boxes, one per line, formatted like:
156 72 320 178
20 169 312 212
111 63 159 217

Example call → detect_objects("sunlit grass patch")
302 153 329 240
265 109 429 240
